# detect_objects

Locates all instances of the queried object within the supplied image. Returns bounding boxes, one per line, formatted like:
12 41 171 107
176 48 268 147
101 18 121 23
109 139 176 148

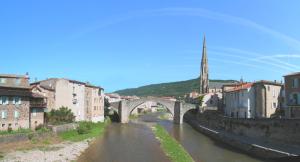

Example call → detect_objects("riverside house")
0 74 47 131
31 78 105 122
224 81 282 118
284 72 300 118
0 74 31 131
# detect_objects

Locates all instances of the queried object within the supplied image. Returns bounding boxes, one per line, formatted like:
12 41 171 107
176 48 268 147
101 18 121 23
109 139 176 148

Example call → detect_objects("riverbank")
0 120 110 162
184 111 300 161
3 140 90 162
152 124 194 162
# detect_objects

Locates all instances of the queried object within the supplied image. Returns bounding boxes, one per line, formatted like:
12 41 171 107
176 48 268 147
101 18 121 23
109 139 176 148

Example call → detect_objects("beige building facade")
224 81 282 118
31 78 104 122
85 84 105 122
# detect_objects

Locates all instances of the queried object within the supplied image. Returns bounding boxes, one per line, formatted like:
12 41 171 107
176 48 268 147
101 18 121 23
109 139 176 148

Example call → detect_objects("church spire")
200 35 209 94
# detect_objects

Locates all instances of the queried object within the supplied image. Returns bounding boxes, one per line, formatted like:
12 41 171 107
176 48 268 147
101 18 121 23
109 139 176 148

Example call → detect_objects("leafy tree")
198 95 204 107
45 106 75 125
104 98 110 117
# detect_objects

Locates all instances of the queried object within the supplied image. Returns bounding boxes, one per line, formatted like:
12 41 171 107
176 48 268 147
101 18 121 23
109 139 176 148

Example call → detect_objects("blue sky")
1 0 300 92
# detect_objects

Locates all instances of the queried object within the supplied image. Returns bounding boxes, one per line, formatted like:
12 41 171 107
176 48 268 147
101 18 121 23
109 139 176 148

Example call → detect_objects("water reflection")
79 112 263 162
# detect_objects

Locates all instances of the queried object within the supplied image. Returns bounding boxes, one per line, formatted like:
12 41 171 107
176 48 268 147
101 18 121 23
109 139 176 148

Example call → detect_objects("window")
0 96 2 104
14 111 19 119
292 93 299 105
292 78 299 88
94 106 96 110
32 108 37 117
272 102 277 109
267 86 270 91
14 97 21 105
15 78 21 85
0 78 6 84
2 97 8 105
1 111 7 119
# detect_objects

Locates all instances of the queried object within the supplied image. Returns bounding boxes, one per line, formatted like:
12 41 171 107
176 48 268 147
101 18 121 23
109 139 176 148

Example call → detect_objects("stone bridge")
110 97 197 124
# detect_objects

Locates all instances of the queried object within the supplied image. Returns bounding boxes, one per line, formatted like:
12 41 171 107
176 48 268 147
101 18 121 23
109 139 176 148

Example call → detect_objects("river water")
78 112 263 162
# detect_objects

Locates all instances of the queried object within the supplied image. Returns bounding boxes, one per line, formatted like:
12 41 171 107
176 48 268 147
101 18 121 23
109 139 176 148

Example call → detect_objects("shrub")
35 124 50 132
27 132 34 140
7 127 12 133
45 107 75 125
35 124 44 131
77 122 93 134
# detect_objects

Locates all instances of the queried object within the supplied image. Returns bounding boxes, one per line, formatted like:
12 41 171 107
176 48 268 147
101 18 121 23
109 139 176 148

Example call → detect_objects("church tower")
200 35 209 94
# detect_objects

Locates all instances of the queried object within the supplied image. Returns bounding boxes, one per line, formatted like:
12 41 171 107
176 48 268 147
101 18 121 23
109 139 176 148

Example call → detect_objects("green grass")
0 128 32 136
152 124 194 162
0 152 4 160
59 119 110 142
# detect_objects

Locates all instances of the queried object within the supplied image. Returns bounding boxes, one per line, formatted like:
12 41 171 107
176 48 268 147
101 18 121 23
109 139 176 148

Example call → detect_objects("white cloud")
153 7 300 51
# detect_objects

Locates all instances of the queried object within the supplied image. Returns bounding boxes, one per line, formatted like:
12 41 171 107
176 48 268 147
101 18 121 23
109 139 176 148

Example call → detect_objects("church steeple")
200 35 209 94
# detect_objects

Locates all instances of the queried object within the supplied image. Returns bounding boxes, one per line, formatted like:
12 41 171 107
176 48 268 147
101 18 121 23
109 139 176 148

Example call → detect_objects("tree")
104 98 110 117
45 106 75 125
198 95 204 107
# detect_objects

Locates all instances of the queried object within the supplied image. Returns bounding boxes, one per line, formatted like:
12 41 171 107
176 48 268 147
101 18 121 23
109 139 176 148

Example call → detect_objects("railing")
30 102 47 108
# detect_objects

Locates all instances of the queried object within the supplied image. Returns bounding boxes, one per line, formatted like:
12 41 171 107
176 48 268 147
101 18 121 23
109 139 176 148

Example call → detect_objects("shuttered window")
14 111 20 118
2 97 8 105
1 111 7 119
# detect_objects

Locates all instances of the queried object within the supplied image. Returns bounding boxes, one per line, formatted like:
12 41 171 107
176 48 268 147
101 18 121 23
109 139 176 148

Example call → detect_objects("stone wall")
48 123 78 134
184 112 298 159
196 111 300 146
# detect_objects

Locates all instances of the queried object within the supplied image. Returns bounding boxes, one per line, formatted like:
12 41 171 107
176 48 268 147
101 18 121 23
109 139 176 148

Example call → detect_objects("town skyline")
1 1 300 92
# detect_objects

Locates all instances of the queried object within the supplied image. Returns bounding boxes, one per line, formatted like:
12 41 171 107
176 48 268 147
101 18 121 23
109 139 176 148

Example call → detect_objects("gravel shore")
1 140 90 162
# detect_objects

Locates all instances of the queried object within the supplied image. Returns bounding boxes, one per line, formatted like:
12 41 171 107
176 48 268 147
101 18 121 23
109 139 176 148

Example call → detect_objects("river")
78 112 263 162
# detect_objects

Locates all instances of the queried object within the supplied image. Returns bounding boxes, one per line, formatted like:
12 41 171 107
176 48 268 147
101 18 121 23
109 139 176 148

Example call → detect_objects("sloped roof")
225 83 253 92
209 82 236 89
283 72 300 77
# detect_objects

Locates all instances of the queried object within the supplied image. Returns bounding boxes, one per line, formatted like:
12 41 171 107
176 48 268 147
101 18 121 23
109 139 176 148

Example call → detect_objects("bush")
27 132 34 140
45 107 75 125
35 124 49 132
35 124 44 131
7 127 12 133
77 122 93 134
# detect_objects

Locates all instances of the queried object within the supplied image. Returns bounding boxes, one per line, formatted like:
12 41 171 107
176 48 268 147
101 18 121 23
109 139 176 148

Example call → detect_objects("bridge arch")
110 97 197 124
127 98 175 116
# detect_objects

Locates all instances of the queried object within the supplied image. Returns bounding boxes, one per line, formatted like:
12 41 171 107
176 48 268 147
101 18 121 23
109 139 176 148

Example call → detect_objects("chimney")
25 72 29 80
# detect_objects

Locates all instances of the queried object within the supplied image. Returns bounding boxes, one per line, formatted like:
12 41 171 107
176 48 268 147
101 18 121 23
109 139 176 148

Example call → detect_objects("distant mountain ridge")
114 78 237 97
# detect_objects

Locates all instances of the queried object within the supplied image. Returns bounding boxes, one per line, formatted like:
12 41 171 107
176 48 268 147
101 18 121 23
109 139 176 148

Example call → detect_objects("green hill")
114 78 237 97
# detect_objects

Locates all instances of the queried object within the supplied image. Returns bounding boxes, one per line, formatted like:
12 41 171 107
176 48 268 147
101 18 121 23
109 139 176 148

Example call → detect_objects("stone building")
85 83 105 122
105 93 122 103
31 78 104 122
29 92 47 130
0 74 31 131
224 81 282 118
284 72 300 118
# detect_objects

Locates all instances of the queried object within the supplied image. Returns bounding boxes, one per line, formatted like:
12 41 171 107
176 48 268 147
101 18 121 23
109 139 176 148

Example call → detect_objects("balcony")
30 102 47 108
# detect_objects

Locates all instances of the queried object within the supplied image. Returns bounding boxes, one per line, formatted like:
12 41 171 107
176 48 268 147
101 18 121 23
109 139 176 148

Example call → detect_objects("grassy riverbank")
152 124 194 162
59 119 110 142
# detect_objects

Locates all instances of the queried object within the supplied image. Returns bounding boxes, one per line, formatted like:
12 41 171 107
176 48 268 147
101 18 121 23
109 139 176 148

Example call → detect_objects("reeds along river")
78 112 262 162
